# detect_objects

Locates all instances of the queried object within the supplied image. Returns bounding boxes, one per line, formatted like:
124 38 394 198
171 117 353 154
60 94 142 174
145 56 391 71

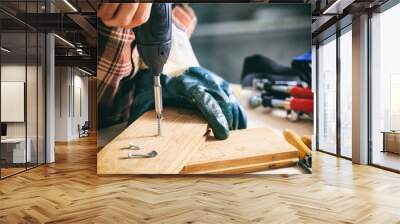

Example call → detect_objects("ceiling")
6 0 388 73
310 0 391 43
0 0 98 73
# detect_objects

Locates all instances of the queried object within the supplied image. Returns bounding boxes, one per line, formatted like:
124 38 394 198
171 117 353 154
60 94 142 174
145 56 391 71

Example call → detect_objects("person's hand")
172 4 197 37
128 67 247 140
97 3 152 28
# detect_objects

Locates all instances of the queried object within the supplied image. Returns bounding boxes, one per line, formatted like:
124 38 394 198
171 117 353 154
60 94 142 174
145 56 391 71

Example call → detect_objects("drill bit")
154 74 163 136
157 117 162 136
132 4 171 137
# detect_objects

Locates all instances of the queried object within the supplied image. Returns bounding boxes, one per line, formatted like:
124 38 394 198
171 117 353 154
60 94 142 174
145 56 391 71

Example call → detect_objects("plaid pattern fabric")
97 6 196 129
97 20 140 128
97 20 136 102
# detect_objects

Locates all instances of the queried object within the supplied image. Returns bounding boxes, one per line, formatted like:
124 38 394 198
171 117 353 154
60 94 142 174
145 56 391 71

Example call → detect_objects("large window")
370 3 400 171
317 26 353 158
317 35 337 154
0 1 46 179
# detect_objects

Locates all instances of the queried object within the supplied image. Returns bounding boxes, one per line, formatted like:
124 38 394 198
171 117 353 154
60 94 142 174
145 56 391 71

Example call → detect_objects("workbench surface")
97 86 313 175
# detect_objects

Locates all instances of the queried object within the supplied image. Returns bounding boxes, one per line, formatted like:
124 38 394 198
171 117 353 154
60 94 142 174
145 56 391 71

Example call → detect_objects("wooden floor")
0 134 400 223
1 167 25 178
372 150 400 171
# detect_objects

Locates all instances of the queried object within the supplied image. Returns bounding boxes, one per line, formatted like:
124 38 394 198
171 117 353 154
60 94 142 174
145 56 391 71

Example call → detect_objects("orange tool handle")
283 129 312 159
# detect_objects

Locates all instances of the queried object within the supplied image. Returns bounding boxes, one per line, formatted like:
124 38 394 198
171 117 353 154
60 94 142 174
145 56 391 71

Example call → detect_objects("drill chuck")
133 3 172 74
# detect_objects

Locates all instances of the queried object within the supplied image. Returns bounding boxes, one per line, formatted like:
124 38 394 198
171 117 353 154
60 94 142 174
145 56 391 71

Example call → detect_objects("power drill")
133 3 172 136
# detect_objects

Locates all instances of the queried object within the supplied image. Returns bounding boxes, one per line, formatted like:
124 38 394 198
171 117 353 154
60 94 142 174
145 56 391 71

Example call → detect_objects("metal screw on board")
120 143 140 150
119 151 158 159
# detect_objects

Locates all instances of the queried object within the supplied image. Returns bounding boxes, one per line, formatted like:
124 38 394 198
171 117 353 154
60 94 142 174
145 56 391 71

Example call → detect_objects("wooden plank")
182 158 299 174
97 108 209 174
181 128 299 174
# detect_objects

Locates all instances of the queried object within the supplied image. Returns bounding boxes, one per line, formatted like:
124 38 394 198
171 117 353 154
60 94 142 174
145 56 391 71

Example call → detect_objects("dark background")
190 4 311 83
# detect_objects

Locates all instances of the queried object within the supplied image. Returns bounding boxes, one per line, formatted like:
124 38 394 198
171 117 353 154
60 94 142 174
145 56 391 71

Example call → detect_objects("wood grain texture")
1 135 400 223
97 108 209 174
183 158 299 174
181 128 299 174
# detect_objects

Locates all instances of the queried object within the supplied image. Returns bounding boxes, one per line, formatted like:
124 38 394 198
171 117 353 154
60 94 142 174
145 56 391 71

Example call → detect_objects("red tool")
249 94 313 121
290 98 313 114
268 85 313 99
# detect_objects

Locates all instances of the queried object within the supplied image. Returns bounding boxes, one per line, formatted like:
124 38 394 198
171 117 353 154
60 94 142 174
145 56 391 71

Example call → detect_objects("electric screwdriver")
133 3 172 136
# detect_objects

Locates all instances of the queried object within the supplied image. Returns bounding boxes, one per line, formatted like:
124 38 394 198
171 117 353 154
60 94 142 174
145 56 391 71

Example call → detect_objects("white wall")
1 65 25 131
1 63 46 164
54 67 89 141
71 73 89 138
55 66 70 141
0 65 37 138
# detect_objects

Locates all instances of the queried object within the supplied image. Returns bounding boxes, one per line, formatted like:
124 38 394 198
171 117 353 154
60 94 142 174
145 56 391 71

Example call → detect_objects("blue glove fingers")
189 67 245 130
215 77 243 130
229 96 240 130
206 89 235 129
177 72 234 131
189 87 230 140
237 103 248 129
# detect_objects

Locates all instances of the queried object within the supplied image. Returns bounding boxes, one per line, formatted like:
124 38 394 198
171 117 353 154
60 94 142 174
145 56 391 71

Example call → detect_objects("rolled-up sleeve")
97 20 139 128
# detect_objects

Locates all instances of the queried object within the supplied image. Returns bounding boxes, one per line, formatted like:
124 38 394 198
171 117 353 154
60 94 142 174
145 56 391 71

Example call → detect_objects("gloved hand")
129 67 247 140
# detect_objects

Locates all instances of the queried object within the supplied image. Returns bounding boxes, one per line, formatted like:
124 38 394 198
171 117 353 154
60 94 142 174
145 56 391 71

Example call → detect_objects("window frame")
315 22 353 161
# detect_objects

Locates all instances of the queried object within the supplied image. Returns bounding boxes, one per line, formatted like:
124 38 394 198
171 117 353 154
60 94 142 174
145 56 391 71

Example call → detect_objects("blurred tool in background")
252 78 311 98
250 94 313 121
241 54 306 87
291 51 312 86
243 52 313 122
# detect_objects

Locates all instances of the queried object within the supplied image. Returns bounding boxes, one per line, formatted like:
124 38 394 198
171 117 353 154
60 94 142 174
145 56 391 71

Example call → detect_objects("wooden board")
181 128 299 174
182 158 299 174
97 108 209 174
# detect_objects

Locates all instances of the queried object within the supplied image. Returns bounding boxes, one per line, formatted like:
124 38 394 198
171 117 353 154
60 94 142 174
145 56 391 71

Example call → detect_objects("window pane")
1 31 28 177
371 3 400 171
318 37 337 154
38 33 45 165
0 0 46 178
340 29 352 158
27 30 40 169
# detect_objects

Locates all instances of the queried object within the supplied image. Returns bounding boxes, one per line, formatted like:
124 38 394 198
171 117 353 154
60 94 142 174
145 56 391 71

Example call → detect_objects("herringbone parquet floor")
1 135 400 224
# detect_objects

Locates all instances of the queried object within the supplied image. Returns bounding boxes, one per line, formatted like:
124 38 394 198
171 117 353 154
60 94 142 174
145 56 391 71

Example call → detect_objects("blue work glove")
129 67 247 140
